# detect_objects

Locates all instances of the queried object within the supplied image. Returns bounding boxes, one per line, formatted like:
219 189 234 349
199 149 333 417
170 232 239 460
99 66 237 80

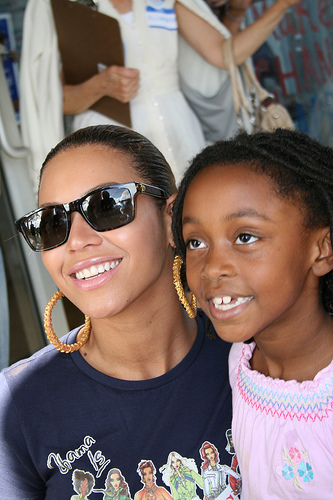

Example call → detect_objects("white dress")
20 0 227 188
73 0 206 185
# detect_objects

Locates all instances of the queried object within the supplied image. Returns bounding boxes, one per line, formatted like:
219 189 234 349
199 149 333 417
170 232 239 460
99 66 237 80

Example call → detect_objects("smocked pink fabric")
229 342 333 499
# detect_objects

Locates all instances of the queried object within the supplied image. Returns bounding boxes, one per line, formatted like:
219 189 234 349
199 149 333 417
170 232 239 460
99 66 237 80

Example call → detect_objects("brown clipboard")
51 0 131 127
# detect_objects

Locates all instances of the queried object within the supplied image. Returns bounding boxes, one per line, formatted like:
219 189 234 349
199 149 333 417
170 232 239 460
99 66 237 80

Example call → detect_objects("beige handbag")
223 37 294 133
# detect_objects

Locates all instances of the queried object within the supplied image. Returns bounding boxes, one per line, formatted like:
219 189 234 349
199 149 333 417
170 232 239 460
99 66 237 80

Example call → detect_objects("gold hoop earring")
44 290 91 353
173 255 197 319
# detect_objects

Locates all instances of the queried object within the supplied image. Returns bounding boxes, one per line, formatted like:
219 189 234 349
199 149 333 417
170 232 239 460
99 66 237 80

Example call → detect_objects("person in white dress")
20 0 301 190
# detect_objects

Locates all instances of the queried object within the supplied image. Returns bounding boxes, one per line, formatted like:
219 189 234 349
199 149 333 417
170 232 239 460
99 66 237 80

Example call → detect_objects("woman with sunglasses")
0 125 236 499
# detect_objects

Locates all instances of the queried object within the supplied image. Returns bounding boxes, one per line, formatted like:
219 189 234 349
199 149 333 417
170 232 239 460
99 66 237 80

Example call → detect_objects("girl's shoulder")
230 342 333 421
229 342 251 388
230 341 333 389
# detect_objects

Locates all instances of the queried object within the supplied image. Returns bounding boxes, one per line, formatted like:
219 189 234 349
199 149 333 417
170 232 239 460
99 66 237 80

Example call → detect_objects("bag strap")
223 37 274 110
223 37 251 117
241 60 273 104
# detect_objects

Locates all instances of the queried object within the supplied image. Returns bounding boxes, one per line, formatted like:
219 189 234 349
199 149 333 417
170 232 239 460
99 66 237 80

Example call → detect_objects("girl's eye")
187 239 206 250
235 233 259 245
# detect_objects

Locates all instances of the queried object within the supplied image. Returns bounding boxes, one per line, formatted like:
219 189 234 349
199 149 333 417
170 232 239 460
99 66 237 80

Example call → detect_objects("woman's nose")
66 211 103 250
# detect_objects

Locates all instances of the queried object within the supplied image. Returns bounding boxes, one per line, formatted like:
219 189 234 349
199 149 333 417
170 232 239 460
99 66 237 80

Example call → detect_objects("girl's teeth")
75 261 119 280
212 296 252 311
212 296 231 306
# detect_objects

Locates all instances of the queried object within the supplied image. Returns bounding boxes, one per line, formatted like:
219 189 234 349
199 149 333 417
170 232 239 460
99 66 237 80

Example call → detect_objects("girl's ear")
164 193 177 247
312 227 333 277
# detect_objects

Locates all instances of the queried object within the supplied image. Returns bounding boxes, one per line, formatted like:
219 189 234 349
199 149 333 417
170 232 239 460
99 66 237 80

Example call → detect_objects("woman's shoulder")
177 0 230 35
1 342 58 378
0 329 80 391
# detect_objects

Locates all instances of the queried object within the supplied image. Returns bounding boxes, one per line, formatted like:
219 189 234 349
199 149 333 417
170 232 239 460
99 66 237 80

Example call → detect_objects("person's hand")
100 65 140 103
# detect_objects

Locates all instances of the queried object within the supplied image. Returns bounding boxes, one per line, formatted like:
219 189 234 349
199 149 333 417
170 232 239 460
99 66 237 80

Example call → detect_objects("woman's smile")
70 258 122 292
74 259 121 280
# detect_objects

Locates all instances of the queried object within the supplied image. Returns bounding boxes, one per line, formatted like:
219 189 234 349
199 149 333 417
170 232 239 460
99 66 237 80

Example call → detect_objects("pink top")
229 342 333 499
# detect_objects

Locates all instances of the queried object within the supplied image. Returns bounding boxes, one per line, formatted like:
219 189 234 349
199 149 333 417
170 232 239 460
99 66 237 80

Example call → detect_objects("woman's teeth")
75 260 120 280
212 296 252 311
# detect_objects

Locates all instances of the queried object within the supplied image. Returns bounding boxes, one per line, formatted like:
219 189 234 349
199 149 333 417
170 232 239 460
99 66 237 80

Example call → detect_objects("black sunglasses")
15 182 167 252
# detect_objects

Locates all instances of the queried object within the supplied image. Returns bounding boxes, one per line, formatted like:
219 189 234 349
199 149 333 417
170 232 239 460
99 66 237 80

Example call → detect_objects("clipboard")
51 0 131 127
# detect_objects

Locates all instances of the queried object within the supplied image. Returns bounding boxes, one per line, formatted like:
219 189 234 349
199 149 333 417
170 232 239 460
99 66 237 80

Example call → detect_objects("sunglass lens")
41 207 69 250
83 187 134 231
24 206 68 251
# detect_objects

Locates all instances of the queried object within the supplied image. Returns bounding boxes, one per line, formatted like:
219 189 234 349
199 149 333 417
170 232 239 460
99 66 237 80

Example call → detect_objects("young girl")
0 125 236 498
172 129 333 499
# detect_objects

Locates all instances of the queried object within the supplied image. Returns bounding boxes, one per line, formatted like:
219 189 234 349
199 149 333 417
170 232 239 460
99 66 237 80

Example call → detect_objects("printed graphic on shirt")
93 468 132 500
145 7 177 30
47 431 241 499
47 435 111 478
135 460 173 500
200 436 241 500
160 452 203 500
71 469 95 499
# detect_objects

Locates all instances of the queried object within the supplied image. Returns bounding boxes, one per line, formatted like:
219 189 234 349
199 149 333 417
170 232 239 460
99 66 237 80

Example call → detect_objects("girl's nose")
66 212 103 250
201 246 236 281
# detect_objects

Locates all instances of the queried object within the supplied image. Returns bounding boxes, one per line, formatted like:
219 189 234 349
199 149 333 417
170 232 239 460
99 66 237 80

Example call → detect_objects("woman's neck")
79 299 197 380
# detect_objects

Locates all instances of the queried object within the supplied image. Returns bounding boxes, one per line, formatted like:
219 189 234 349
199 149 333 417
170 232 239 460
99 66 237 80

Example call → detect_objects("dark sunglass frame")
15 182 167 252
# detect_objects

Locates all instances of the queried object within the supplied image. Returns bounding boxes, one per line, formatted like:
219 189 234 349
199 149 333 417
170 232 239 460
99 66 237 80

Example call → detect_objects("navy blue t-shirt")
0 312 240 499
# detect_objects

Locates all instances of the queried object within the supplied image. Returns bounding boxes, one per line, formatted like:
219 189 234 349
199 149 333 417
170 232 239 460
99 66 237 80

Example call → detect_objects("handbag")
223 37 294 133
